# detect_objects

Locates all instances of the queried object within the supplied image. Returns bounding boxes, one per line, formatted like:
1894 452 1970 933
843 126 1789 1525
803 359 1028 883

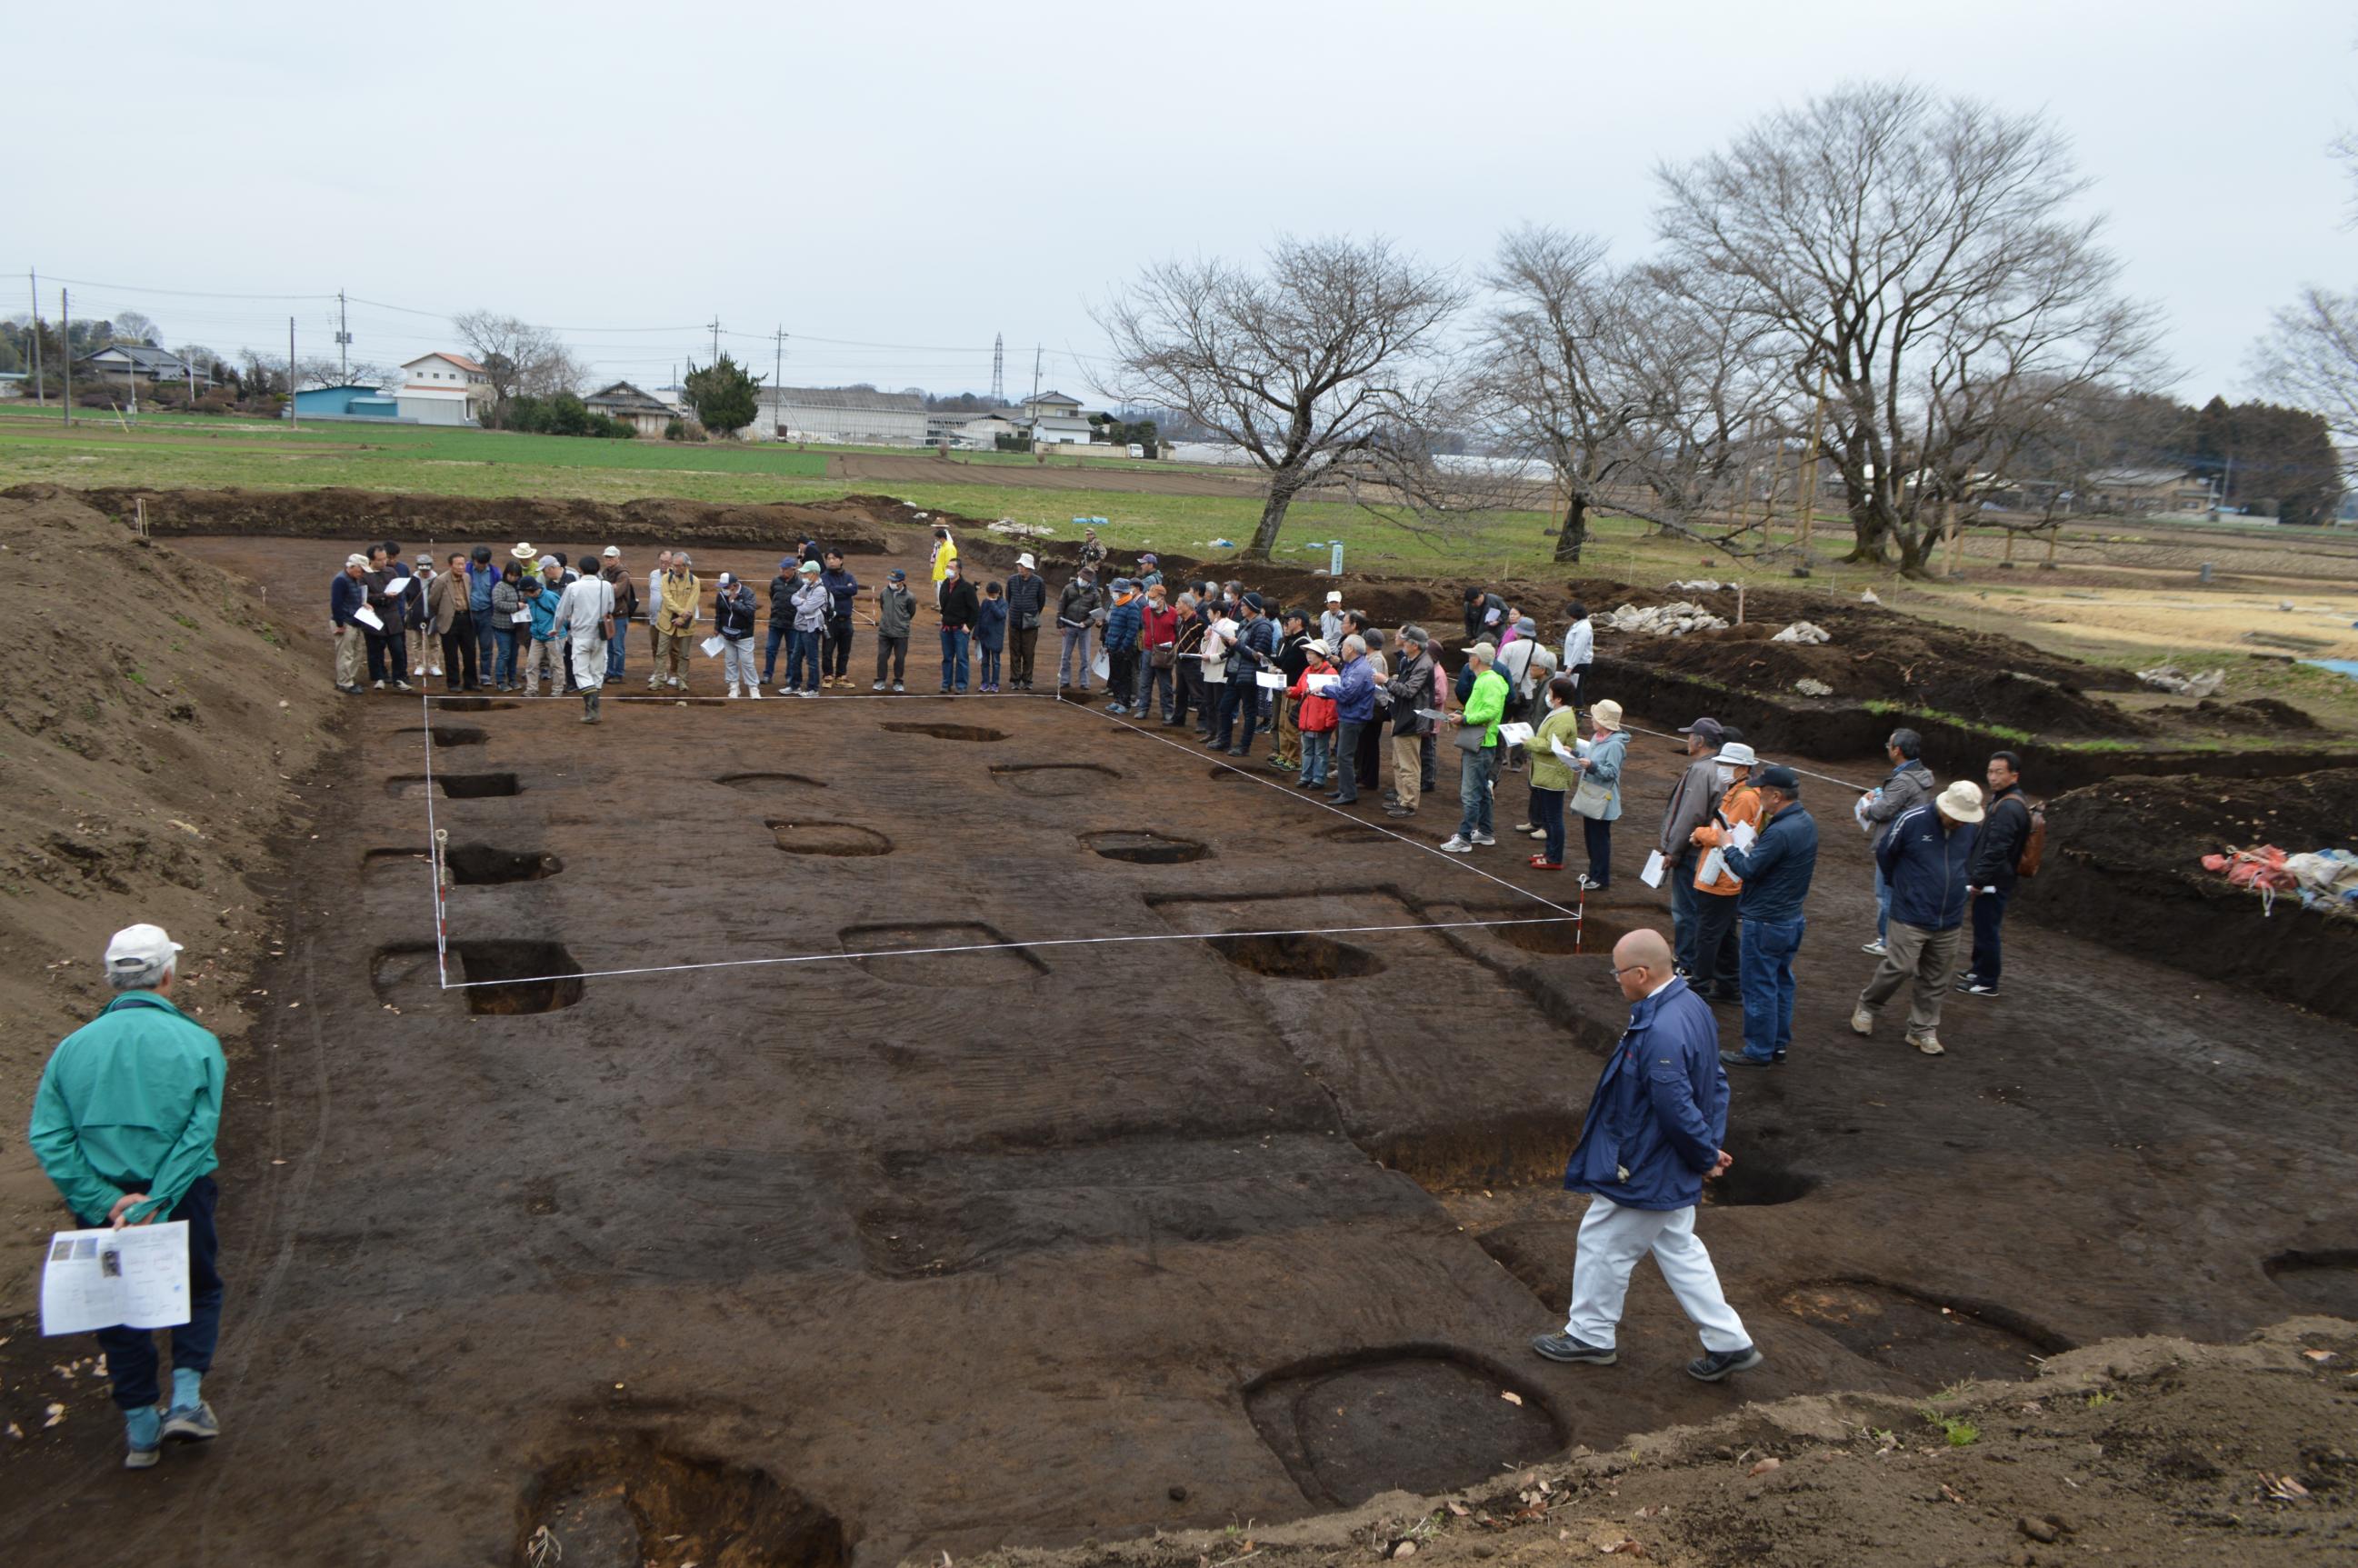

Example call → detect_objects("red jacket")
1290 660 1338 731
1137 602 1182 651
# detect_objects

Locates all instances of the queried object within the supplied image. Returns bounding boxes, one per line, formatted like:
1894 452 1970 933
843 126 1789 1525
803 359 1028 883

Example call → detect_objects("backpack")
2015 798 2046 878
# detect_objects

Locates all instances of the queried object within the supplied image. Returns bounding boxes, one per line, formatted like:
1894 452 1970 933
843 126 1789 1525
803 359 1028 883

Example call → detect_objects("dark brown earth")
2021 769 2358 1024
0 521 2353 1568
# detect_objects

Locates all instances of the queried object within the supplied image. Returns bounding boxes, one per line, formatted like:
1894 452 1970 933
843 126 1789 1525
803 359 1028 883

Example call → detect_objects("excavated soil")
2 521 2355 1568
2020 769 2358 1023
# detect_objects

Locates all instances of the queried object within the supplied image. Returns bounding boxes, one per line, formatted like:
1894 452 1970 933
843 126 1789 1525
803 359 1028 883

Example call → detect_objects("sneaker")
1850 1005 1874 1036
1107 704 1128 715
748 686 764 700
727 685 742 698
1687 1345 1764 1383
1512 822 1537 834
1530 1333 1616 1365
1529 856 1562 870
1529 828 1548 841
428 664 443 677
798 689 814 699
1960 980 2000 997
1384 806 1416 818
892 683 905 694
161 1402 220 1443
873 681 886 692
1718 1048 1776 1069
1439 835 1474 854
1470 831 1495 846
1910 1033 1946 1055
371 679 385 691
411 664 425 676
390 680 414 693
1225 747 1247 757
125 1439 160 1471
1861 939 1888 956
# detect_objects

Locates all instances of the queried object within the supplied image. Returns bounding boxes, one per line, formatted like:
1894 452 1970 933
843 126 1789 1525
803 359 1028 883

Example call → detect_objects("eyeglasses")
1609 963 1653 980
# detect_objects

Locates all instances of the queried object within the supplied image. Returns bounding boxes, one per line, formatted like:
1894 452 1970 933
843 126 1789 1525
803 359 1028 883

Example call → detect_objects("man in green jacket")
29 924 227 1471
1442 641 1510 854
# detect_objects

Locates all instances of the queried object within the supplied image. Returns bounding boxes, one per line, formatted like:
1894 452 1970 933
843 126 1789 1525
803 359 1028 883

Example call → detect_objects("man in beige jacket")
649 554 701 692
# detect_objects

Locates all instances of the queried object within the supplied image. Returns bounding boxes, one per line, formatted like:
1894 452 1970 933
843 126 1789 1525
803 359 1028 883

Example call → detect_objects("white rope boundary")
414 683 1590 993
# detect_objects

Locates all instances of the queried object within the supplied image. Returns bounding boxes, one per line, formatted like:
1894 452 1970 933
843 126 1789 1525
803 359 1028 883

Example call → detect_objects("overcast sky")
8 2 2352 404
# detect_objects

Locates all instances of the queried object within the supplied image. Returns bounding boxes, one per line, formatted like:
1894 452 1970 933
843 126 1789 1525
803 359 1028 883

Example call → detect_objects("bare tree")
2253 286 2358 457
451 310 587 415
1655 82 2161 574
1094 235 1465 560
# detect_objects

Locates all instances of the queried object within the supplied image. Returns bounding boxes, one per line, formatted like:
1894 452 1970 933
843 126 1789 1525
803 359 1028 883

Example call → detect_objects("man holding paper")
328 552 370 694
29 924 227 1470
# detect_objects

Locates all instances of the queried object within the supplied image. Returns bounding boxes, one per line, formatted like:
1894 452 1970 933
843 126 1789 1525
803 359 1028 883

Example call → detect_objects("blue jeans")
605 621 627 680
493 628 518 686
1299 729 1331 785
1668 850 1702 970
1213 682 1261 751
475 612 497 682
764 624 790 683
85 1175 222 1412
1456 745 1498 839
978 644 1002 685
1058 625 1092 686
940 627 970 689
1873 864 1893 939
1738 915 1806 1062
785 628 821 691
1533 784 1566 864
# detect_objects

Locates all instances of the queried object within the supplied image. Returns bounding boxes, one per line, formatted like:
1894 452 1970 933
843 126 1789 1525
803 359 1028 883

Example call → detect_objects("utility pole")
28 269 42 406
60 287 71 425
289 315 299 428
335 289 351 381
709 316 721 363
772 325 786 441
991 333 1004 404
1031 345 1042 404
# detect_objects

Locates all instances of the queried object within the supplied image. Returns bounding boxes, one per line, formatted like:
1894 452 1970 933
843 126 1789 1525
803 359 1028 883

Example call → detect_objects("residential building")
77 344 198 385
2084 468 2213 516
292 384 402 421
755 385 929 445
585 381 676 437
396 352 491 425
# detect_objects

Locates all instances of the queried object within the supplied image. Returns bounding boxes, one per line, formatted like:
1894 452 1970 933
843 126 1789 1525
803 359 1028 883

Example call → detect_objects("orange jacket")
1691 782 1763 896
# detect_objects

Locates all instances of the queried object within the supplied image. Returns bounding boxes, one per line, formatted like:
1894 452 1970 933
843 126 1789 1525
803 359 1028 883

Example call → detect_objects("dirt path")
1 533 2352 1567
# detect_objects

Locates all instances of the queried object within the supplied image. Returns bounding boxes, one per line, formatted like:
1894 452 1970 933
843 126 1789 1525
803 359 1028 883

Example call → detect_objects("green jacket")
29 992 225 1224
1462 667 1510 748
1527 704 1584 791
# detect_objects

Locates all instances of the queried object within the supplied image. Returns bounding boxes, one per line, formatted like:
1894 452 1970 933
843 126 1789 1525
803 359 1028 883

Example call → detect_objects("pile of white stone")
1603 600 1730 636
1772 621 1833 644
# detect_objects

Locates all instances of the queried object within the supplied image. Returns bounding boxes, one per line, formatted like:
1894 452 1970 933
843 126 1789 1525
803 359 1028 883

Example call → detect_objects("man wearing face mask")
1136 582 1181 721
1684 743 1762 1003
1657 717 1728 977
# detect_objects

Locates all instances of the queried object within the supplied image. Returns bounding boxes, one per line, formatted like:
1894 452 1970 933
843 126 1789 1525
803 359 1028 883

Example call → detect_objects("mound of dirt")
979 1317 2358 1568
2190 695 2323 733
0 489 341 1310
2046 768 2358 876
8 484 900 555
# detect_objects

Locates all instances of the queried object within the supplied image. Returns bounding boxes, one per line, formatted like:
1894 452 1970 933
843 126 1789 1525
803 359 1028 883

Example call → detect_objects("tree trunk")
1244 476 1301 561
1551 492 1590 564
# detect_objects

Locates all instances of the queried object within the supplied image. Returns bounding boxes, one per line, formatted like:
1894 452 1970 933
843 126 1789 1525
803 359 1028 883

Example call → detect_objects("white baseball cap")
345 553 369 569
1715 742 1758 767
1017 553 1035 569
104 924 182 975
601 545 621 558
1325 590 1343 603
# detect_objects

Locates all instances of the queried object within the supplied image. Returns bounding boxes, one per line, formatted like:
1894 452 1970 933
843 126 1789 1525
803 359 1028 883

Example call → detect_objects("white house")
1019 390 1096 445
78 345 199 385
756 385 929 445
396 352 491 425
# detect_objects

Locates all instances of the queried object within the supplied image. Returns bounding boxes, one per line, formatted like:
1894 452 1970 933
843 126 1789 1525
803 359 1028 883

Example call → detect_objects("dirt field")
0 517 2353 1567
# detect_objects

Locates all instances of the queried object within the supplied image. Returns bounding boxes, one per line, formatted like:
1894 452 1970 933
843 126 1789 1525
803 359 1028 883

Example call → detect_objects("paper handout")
1640 850 1666 888
1497 722 1534 746
1729 821 1759 852
1305 673 1338 694
41 1222 190 1336
1254 669 1287 690
353 604 384 632
700 635 726 658
1549 735 1578 763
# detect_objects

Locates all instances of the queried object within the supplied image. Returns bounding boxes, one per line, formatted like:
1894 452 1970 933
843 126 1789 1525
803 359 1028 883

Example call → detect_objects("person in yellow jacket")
1524 674 1584 870
1687 742 1762 1003
648 553 701 692
928 524 958 589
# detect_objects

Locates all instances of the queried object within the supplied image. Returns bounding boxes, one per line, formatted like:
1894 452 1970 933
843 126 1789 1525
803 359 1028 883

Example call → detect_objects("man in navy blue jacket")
1718 766 1818 1067
1853 780 1983 1055
1534 927 1762 1382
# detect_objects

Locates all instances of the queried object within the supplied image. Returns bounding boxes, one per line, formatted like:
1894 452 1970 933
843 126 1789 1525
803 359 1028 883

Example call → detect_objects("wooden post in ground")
1943 497 1963 576
2043 526 2059 570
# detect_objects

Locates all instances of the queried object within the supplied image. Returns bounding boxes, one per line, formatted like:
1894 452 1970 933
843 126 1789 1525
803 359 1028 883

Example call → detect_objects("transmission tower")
991 333 1004 404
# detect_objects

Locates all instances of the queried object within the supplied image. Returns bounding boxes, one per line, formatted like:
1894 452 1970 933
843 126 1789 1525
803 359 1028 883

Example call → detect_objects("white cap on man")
104 924 183 977
1017 553 1035 569
1325 589 1343 604
601 545 621 559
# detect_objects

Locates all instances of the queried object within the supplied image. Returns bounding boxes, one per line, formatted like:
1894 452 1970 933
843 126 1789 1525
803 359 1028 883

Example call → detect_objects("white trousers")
1564 1196 1751 1353
570 630 608 694
721 637 758 692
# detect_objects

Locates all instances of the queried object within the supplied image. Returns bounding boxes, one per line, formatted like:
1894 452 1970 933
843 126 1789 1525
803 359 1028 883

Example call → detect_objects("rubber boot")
582 691 600 724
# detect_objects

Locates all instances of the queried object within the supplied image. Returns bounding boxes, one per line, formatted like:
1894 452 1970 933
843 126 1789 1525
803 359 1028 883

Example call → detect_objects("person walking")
1567 698 1629 886
1562 601 1594 694
1055 566 1102 691
1657 717 1729 976
1136 581 1181 721
1384 626 1436 819
329 552 369 694
29 923 230 1469
784 561 829 696
1684 743 1761 1003
1004 553 1048 692
1713 765 1818 1068
872 569 915 691
520 570 562 696
490 561 525 691
937 559 979 694
819 549 860 688
1959 753 2033 998
649 553 699 692
1102 578 1144 714
1532 927 1762 1383
1327 634 1377 804
1853 781 1983 1055
714 572 761 698
1290 639 1339 789
600 546 636 684
1524 674 1583 869
1441 641 1508 854
1270 608 1313 771
1856 729 1936 955
762 556 798 689
554 555 614 722
1212 593 1278 756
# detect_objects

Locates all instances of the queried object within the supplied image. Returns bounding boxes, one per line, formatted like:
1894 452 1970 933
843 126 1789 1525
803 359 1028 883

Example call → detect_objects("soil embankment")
2021 769 2358 1023
0 490 342 1309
